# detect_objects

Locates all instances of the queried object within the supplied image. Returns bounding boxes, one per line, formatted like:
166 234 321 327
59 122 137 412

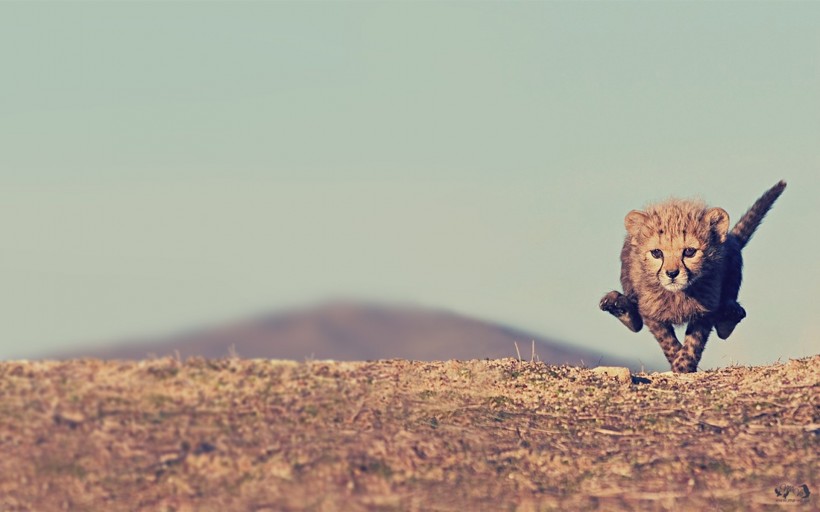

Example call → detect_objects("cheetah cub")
600 180 786 373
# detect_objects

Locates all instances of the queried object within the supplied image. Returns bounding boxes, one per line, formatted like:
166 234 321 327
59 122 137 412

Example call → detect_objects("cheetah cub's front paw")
599 291 629 316
714 301 747 340
599 291 643 333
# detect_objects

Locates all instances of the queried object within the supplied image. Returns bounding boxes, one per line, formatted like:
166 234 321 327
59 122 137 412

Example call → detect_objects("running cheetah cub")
600 181 786 373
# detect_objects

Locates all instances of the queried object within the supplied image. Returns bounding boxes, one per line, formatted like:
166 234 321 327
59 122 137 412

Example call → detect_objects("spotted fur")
600 181 786 373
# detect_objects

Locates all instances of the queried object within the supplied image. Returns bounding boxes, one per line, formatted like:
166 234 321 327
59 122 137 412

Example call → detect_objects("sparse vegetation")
0 355 817 511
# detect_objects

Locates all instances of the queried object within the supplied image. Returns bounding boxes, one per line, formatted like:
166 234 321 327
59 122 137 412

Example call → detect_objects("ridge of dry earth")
0 355 817 511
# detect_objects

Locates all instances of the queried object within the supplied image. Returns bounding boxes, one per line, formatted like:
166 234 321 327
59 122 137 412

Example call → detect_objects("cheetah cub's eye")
682 247 697 258
650 249 663 259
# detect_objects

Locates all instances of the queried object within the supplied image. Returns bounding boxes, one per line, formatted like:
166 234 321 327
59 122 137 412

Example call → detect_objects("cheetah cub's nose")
666 269 680 279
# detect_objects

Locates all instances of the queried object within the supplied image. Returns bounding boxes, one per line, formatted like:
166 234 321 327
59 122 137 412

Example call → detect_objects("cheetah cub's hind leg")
599 290 643 333
714 301 747 340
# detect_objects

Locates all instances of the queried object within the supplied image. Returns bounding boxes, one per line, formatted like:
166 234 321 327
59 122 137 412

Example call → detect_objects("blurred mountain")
54 301 643 369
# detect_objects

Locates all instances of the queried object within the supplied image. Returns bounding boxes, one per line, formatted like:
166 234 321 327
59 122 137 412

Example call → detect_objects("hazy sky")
1 2 817 368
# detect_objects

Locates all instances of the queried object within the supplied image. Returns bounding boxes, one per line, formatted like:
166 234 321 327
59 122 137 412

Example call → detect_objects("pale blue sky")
1 2 817 368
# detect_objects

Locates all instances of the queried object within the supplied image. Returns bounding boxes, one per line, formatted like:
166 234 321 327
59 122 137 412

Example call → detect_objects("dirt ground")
0 354 817 511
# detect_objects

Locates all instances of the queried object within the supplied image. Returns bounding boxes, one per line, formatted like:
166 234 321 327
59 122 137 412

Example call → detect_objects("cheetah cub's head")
625 199 729 293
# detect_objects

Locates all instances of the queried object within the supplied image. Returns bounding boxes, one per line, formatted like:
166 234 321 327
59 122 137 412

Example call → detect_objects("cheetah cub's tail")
730 180 787 249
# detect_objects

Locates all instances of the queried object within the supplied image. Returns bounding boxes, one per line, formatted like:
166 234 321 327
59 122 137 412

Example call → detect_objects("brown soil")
0 355 817 511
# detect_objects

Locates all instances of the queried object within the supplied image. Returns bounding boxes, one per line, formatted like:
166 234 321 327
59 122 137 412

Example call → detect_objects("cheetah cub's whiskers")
599 180 786 373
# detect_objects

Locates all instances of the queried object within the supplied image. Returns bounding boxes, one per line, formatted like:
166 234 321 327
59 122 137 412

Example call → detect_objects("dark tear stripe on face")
681 253 692 278
654 229 664 280
680 229 690 278
654 249 664 280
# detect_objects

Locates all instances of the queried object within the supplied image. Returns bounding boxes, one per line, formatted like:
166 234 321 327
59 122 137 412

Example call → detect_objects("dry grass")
0 355 817 511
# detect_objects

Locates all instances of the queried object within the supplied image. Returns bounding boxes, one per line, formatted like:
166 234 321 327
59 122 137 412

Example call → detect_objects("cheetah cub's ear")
704 207 730 243
624 210 648 244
